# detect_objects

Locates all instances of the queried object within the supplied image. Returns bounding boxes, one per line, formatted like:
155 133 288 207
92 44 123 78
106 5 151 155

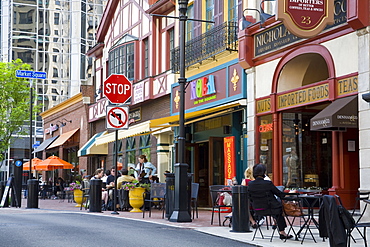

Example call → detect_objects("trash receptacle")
231 185 250 232
187 173 193 216
165 173 175 219
27 179 39 209
89 179 102 212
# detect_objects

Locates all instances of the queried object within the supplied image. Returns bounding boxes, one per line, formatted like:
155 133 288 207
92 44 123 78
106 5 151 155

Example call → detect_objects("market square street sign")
103 74 132 104
276 0 334 38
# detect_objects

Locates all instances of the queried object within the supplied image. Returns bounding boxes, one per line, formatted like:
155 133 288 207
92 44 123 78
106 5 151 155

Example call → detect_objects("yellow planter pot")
129 187 146 213
73 189 86 207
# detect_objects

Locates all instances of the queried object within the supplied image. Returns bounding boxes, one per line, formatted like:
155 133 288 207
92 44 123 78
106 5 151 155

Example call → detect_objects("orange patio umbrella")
23 158 42 171
35 155 74 171
117 162 123 171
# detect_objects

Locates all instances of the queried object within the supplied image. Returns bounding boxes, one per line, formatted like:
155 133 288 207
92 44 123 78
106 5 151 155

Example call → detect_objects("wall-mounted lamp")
239 0 275 31
362 92 370 103
62 118 72 123
56 121 66 127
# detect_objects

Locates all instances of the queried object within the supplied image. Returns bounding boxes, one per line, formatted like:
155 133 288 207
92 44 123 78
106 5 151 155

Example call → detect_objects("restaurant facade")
238 0 369 208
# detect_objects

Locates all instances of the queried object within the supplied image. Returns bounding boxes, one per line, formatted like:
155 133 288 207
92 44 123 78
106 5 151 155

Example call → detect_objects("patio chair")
191 183 199 219
351 191 370 222
118 187 130 211
249 192 282 242
335 195 370 247
209 185 232 226
143 183 166 218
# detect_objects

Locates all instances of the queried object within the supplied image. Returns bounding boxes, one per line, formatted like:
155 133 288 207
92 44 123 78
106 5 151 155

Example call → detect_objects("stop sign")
103 74 132 104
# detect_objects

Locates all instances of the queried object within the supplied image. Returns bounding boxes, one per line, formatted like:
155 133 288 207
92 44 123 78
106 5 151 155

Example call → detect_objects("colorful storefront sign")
224 136 236 185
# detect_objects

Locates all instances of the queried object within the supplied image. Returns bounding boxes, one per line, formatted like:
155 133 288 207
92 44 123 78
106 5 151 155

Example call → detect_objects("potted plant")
122 180 150 213
68 181 84 207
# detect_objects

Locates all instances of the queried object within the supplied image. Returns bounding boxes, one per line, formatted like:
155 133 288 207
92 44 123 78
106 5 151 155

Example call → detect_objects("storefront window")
282 112 332 189
139 135 151 161
258 115 273 178
126 137 136 165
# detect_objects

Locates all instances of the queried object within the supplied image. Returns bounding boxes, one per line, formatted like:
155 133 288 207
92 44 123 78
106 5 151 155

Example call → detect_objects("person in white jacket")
135 154 156 180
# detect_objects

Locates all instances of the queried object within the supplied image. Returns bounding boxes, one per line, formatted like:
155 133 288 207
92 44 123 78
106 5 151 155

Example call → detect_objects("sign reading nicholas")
276 0 334 38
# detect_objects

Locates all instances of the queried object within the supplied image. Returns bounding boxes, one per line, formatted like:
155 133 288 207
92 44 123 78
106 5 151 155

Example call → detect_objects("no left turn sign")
106 105 129 129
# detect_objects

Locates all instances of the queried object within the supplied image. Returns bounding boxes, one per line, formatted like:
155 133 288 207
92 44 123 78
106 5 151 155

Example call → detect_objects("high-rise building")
0 0 107 180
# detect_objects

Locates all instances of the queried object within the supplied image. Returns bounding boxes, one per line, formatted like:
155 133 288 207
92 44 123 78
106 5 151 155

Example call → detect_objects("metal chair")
143 183 166 218
336 195 370 247
191 183 199 219
209 185 232 226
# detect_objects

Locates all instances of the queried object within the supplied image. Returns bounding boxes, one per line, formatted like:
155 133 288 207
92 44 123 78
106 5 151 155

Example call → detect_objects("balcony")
171 21 238 73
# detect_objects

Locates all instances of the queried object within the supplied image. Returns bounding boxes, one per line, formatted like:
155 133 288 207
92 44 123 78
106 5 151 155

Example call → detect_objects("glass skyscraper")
0 0 107 177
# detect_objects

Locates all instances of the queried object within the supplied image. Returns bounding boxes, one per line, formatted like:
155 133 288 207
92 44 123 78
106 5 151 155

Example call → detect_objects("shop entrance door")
209 137 224 186
194 137 224 206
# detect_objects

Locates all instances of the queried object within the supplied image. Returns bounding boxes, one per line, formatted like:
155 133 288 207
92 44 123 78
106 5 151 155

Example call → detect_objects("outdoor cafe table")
296 193 323 242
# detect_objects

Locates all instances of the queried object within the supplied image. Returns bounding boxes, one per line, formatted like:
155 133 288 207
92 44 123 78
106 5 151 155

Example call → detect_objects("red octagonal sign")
103 74 132 104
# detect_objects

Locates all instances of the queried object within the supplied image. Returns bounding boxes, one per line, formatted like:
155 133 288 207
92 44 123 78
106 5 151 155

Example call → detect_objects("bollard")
0 181 9 207
89 179 102 212
27 179 39 209
165 173 175 219
231 185 251 232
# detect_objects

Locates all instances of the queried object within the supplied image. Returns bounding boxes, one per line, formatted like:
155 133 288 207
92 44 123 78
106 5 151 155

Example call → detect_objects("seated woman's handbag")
282 200 303 217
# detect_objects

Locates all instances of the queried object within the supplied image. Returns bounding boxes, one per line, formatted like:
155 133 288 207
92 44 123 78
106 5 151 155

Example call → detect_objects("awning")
78 131 108 157
150 100 243 128
47 128 80 149
95 121 151 146
94 100 244 146
33 135 59 153
310 95 358 131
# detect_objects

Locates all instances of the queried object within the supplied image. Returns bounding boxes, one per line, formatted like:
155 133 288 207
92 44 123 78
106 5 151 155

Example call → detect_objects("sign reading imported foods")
276 0 334 38
277 83 329 110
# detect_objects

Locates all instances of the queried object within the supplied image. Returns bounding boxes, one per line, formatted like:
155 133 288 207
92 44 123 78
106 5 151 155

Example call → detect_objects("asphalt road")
0 212 253 247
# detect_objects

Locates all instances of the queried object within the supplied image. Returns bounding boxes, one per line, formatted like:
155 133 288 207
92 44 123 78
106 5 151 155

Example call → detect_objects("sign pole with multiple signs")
16 70 47 209
103 74 132 215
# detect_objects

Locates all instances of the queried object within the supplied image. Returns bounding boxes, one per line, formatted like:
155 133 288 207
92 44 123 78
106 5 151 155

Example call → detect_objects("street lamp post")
169 0 192 222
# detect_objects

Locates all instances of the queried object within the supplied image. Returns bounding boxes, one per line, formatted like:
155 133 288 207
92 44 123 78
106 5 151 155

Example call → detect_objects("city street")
0 211 252 247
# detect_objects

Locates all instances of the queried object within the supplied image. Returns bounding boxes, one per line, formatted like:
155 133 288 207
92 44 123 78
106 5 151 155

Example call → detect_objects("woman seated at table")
248 163 293 240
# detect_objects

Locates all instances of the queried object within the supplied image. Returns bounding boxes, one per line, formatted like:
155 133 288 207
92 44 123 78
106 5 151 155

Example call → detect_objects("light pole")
169 0 191 222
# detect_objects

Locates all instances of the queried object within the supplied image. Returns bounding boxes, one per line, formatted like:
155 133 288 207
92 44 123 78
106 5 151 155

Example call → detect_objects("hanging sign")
224 136 236 186
276 0 334 38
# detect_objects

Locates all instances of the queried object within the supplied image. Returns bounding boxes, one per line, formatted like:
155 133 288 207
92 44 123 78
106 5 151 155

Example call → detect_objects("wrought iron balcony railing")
171 21 238 73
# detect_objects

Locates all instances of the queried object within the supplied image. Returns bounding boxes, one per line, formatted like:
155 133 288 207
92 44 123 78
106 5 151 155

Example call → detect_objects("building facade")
238 0 369 208
84 0 248 205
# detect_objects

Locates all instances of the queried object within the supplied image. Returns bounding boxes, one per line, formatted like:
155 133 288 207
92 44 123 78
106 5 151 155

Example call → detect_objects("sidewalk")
1 198 367 247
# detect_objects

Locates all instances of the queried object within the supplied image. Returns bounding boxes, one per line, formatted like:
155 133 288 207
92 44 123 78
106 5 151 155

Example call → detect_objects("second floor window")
205 0 214 31
108 42 135 81
228 0 238 23
144 39 149 78
186 4 194 42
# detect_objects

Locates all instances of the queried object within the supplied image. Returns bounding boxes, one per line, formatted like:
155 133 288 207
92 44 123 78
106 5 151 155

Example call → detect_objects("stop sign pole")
103 74 132 215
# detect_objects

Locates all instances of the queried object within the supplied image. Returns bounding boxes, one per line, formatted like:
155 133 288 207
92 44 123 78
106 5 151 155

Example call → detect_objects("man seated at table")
117 168 136 189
